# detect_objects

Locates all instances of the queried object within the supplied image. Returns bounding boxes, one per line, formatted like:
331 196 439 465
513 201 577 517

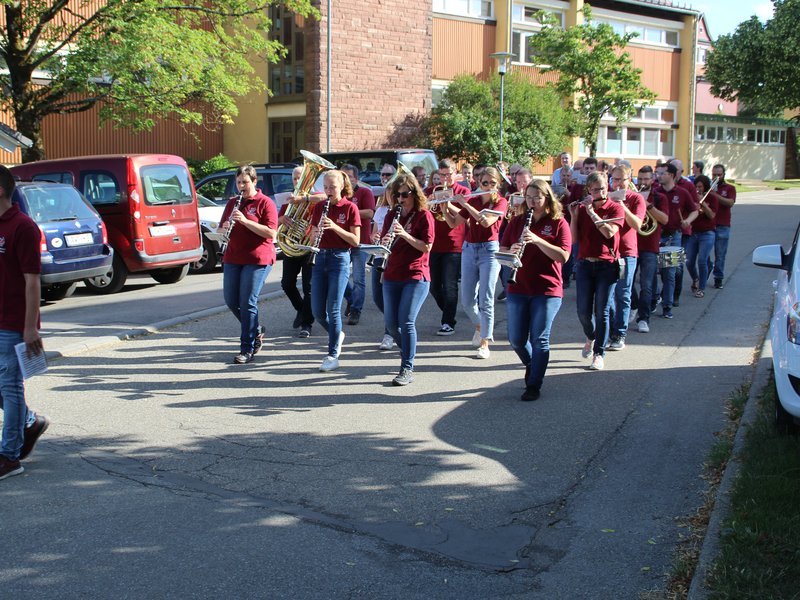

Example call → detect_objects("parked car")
11 181 113 302
753 228 800 434
191 194 225 274
195 162 315 206
10 154 203 294
293 149 438 187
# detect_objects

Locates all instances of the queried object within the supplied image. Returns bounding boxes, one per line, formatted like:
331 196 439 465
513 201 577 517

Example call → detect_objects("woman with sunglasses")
371 186 398 350
568 171 625 371
500 179 571 401
309 170 361 372
379 173 435 386
443 166 508 359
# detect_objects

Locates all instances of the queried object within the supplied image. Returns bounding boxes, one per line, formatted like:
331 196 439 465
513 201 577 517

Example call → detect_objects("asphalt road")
4 189 800 599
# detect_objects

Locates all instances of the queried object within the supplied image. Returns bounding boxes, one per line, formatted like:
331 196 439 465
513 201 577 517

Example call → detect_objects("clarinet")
373 208 402 273
507 209 535 285
307 196 331 267
217 193 244 261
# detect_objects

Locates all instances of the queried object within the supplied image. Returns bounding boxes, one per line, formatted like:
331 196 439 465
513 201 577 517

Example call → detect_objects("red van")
11 154 203 294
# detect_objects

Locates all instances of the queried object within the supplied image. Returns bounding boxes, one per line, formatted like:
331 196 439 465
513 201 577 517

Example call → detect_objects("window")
512 30 541 64
32 172 73 185
660 130 674 156
770 130 780 144
695 125 705 141
594 126 672 157
606 128 622 155
757 129 763 143
268 10 305 99
139 166 194 207
434 0 493 19
747 129 756 142
81 172 120 206
697 47 708 64
626 128 642 155
432 85 446 108
595 18 679 47
780 130 786 144
644 129 660 155
270 118 305 163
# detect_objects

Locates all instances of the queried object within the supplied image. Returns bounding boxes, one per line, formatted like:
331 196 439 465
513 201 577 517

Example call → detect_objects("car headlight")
788 303 800 344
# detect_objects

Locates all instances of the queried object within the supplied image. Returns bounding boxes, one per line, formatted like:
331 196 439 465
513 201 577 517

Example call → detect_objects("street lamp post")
489 52 514 162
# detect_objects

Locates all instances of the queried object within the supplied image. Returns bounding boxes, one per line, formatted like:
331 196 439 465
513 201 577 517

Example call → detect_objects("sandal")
691 279 699 293
695 290 705 298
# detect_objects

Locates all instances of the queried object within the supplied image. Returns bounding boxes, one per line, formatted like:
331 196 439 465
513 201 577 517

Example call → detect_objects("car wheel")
84 253 128 295
775 389 799 435
151 263 190 284
41 282 78 302
190 236 218 275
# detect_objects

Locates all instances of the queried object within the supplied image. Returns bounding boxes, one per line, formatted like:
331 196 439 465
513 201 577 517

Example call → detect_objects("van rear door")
137 162 201 256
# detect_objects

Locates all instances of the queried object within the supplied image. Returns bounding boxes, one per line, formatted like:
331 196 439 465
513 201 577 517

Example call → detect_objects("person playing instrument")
425 158 469 336
500 179 571 401
685 175 718 298
709 164 735 289
218 165 279 364
569 171 625 371
461 163 474 188
380 173 435 386
471 164 486 191
442 166 508 359
498 168 533 301
309 170 361 372
372 183 398 350
551 152 572 187
0 166 50 480
341 164 376 326
654 163 697 318
278 165 321 338
632 166 669 333
607 164 646 350
669 159 702 306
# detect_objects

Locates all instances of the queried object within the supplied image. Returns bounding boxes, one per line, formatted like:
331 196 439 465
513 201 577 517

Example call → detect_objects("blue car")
13 182 113 301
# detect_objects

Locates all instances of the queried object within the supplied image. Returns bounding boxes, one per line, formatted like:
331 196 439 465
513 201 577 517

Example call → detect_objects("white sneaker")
638 320 650 333
476 346 490 359
472 330 482 347
380 334 394 350
334 331 345 356
319 356 340 371
589 354 604 370
581 338 593 359
437 324 455 336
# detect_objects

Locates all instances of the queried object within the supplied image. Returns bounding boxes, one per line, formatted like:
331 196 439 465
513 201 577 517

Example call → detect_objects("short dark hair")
0 165 16 201
439 158 457 171
584 157 598 167
341 163 359 179
664 163 678 177
638 165 654 175
713 163 727 175
411 166 426 177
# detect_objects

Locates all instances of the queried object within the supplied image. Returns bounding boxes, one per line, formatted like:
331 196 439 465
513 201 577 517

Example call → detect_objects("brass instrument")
276 150 336 257
507 192 526 220
429 180 451 222
631 180 657 237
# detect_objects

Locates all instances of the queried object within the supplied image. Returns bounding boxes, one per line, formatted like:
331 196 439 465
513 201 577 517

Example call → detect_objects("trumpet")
507 192 526 220
217 193 244 261
427 190 500 205
507 209 535 285
428 181 450 221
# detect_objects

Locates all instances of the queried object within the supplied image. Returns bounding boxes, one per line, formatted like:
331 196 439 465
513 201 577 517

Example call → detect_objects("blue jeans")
659 231 681 309
429 251 460 327
343 247 368 315
223 263 272 353
311 248 351 356
507 294 562 389
461 241 501 340
713 225 730 281
636 251 659 324
685 230 716 291
383 279 430 370
563 242 579 287
575 259 618 357
674 233 691 302
610 256 637 339
0 330 35 461
371 266 389 336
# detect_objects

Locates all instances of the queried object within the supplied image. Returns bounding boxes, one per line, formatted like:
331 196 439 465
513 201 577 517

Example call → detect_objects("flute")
507 209 534 285
427 189 500 205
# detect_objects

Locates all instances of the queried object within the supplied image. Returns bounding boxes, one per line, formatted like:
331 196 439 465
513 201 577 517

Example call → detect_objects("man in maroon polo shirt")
670 159 701 305
709 164 736 289
0 165 49 481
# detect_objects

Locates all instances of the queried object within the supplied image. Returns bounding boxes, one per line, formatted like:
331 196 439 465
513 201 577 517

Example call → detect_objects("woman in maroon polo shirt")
442 166 508 359
379 173 435 386
218 165 279 364
685 175 718 298
500 179 571 401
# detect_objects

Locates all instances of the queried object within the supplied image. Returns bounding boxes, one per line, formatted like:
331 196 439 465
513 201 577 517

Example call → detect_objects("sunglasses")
381 173 393 177
395 191 412 198
481 180 497 186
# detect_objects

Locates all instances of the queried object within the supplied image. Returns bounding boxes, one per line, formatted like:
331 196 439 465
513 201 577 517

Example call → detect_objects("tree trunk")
15 110 46 163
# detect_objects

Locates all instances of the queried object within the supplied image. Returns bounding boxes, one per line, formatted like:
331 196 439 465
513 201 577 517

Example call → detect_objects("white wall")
694 143 785 180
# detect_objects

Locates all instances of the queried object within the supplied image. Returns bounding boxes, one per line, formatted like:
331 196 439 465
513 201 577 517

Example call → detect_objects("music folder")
494 251 522 269
204 232 229 243
358 244 390 257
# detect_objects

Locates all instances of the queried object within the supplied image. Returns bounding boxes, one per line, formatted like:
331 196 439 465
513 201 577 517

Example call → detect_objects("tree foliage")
414 72 576 167
0 0 316 162
527 4 656 157
704 0 800 118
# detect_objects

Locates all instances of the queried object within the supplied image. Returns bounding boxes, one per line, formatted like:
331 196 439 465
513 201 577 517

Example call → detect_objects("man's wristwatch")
647 203 654 211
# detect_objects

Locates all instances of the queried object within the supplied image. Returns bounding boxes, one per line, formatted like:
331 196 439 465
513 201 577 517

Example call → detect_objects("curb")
686 336 773 599
44 289 286 361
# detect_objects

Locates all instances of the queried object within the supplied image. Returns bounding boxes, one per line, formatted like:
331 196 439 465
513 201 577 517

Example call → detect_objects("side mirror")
752 245 788 270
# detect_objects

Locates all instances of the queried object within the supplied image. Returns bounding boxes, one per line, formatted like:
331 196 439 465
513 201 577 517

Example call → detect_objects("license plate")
65 233 94 247
149 225 177 237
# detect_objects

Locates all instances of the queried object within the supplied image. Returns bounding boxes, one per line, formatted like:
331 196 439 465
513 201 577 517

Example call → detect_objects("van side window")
32 172 74 185
82 172 120 205
140 165 194 206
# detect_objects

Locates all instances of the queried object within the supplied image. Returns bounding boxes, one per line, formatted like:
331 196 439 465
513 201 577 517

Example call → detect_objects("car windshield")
140 165 194 206
197 195 217 208
19 185 100 224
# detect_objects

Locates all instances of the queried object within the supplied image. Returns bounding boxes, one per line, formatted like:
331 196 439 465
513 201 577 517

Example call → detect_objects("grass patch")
705 375 800 599
729 181 759 193
765 179 800 190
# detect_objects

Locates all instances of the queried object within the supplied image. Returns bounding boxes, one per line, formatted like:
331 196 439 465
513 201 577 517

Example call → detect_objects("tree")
0 0 315 162
414 72 576 167
704 0 800 118
527 4 656 157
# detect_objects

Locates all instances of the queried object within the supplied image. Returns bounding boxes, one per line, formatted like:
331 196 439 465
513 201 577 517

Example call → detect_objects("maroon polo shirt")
501 213 571 297
637 190 669 254
713 182 736 227
220 192 278 266
0 204 42 333
575 199 625 261
310 198 361 249
380 209 435 282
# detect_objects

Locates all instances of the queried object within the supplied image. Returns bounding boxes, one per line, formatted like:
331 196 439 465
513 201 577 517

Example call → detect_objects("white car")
191 195 225 274
753 228 800 434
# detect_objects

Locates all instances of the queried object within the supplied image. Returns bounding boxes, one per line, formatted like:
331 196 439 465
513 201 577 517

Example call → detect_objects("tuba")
631 180 657 236
276 150 335 257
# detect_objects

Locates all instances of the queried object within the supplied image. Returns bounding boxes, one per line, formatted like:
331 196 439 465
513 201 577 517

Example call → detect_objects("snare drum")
658 246 685 269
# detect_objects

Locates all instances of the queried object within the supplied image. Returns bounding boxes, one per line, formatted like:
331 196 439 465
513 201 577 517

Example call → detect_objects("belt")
662 229 679 236
583 257 606 262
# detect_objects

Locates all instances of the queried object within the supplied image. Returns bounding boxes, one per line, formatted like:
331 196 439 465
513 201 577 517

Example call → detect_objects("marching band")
218 152 732 401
